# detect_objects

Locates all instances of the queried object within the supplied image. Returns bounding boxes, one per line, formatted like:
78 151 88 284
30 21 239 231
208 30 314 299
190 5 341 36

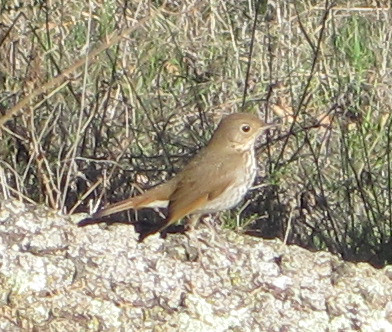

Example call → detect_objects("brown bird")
78 113 275 241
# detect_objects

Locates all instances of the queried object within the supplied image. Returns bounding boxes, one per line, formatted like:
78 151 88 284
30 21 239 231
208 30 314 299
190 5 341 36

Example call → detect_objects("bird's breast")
195 150 257 213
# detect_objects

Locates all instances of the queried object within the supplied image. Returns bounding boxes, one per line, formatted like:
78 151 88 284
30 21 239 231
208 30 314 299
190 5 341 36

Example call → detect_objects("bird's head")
210 113 276 152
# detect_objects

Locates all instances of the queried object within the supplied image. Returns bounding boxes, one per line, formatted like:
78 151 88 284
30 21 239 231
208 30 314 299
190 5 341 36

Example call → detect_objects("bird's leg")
185 214 201 233
200 214 236 260
182 214 203 261
139 213 194 242
201 214 221 244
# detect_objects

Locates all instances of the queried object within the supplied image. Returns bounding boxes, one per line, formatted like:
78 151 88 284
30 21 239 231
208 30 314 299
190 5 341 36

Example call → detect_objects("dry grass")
1 0 392 267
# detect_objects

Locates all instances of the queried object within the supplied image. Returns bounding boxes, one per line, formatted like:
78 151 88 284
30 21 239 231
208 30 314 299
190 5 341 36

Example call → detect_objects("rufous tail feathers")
92 179 177 218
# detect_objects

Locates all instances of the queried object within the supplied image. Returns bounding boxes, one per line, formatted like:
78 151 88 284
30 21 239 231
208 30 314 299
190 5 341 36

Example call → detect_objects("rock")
0 199 391 331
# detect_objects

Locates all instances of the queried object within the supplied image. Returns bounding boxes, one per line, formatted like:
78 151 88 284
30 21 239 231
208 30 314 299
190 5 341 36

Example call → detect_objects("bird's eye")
241 124 251 132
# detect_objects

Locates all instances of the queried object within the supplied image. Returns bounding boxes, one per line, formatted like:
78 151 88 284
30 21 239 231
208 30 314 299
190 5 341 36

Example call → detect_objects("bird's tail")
83 178 177 220
92 192 166 218
77 193 155 227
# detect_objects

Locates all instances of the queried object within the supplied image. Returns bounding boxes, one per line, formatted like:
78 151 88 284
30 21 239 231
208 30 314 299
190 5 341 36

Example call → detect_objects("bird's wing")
165 150 241 224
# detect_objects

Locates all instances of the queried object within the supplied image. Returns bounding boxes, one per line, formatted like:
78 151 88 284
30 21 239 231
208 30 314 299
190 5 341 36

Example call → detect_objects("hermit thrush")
78 113 275 241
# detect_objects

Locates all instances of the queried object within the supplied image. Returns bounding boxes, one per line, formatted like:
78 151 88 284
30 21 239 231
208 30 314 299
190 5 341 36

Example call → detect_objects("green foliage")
334 15 376 73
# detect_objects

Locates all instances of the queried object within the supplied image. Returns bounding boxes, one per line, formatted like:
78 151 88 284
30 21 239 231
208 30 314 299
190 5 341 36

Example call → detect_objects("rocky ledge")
0 200 391 331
